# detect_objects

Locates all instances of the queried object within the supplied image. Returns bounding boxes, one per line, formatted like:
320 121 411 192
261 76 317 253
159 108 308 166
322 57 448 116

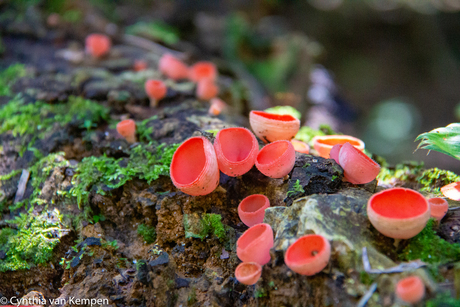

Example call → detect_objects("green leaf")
415 123 460 160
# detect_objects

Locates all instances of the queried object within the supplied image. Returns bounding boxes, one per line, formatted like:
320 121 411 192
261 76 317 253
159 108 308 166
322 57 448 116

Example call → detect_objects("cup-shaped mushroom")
441 182 460 201
428 197 449 222
237 223 274 265
395 276 425 304
145 79 167 107
235 262 262 285
255 140 295 178
214 128 259 177
208 98 227 116
312 135 364 159
159 53 189 80
170 136 220 196
329 144 342 164
196 78 219 100
189 61 217 82
291 139 310 154
284 234 331 276
116 119 136 144
367 188 430 239
85 33 111 58
338 142 380 184
249 111 300 143
238 194 270 227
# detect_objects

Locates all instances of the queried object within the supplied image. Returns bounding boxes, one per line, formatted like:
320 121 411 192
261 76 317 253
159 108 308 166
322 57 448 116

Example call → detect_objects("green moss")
287 179 305 197
417 167 460 193
137 224 156 244
0 208 64 272
70 142 179 207
377 161 424 184
184 213 227 242
0 169 22 181
0 95 109 137
264 106 301 119
399 219 460 264
126 21 180 45
294 124 338 144
136 115 158 142
426 292 460 307
0 64 26 96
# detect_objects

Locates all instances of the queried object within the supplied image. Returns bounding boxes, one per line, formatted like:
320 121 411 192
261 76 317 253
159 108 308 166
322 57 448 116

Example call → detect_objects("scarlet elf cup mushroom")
284 234 331 276
237 223 274 265
395 276 425 304
312 135 364 159
145 79 167 107
189 61 218 82
213 127 259 177
159 53 189 80
85 33 111 58
235 262 262 286
116 119 136 144
427 197 449 222
170 136 219 196
337 142 380 184
249 111 300 143
238 194 270 227
367 188 430 239
255 140 296 178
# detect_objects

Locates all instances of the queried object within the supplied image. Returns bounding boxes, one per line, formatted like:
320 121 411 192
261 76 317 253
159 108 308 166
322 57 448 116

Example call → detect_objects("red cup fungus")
238 194 270 227
145 79 167 107
338 142 380 184
284 234 331 276
312 135 364 159
235 262 262 285
196 78 219 100
367 188 430 239
159 53 189 80
208 98 227 116
249 111 300 143
116 119 136 144
237 223 274 265
291 139 310 154
170 136 220 196
85 33 111 58
329 144 341 164
255 140 295 178
395 276 425 304
133 59 148 71
428 197 449 222
214 127 259 177
441 182 460 201
189 61 218 83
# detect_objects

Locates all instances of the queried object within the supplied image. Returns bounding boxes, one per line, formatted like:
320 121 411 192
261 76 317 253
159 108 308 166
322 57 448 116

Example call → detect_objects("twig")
362 247 426 274
356 282 377 307
14 169 30 204
122 34 184 59
449 206 460 211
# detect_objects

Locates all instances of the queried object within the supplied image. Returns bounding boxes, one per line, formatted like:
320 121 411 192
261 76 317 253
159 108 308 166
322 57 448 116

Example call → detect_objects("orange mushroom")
238 194 270 227
427 197 449 222
255 140 296 178
291 139 310 154
395 276 425 304
158 53 189 80
249 111 300 143
312 135 364 159
338 142 380 184
85 33 111 58
133 60 148 71
441 182 460 201
145 79 167 107
189 61 217 82
235 262 262 285
196 78 219 100
116 119 136 144
208 98 227 116
237 223 274 265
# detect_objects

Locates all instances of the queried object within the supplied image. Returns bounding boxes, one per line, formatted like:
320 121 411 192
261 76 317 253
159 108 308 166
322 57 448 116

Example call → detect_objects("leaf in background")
125 21 179 45
415 123 460 160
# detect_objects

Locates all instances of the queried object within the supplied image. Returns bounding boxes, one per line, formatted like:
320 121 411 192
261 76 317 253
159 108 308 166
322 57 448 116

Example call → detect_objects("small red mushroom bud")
441 182 460 201
428 197 449 222
189 61 218 83
116 119 136 144
238 194 270 227
208 98 227 116
133 60 148 71
291 139 310 154
85 33 111 58
395 276 425 304
235 262 262 285
237 223 274 265
145 79 167 107
159 53 189 80
196 78 219 101
285 234 331 276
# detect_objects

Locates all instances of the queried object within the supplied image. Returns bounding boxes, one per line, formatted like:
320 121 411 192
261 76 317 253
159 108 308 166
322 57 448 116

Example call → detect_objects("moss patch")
137 224 156 244
184 213 227 242
399 219 460 264
377 161 424 184
0 64 26 96
417 167 460 194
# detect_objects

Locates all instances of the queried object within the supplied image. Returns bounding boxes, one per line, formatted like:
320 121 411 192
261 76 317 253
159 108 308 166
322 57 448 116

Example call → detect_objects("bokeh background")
2 0 460 171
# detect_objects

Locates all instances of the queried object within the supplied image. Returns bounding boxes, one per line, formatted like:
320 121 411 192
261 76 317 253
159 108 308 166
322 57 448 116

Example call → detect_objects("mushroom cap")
159 53 189 80
208 98 227 116
249 111 300 143
133 59 148 71
329 144 342 164
441 182 460 201
85 33 111 58
235 262 262 285
189 61 217 82
428 197 449 222
237 223 274 265
214 127 259 177
116 119 136 138
145 79 167 101
255 140 295 178
285 234 331 276
196 79 219 100
395 276 425 304
291 139 310 154
367 188 430 239
312 135 364 159
338 142 380 184
170 136 220 196
238 194 270 227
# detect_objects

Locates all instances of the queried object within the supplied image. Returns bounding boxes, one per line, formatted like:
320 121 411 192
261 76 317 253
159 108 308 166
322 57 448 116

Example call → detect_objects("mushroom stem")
393 239 401 248
150 98 158 108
